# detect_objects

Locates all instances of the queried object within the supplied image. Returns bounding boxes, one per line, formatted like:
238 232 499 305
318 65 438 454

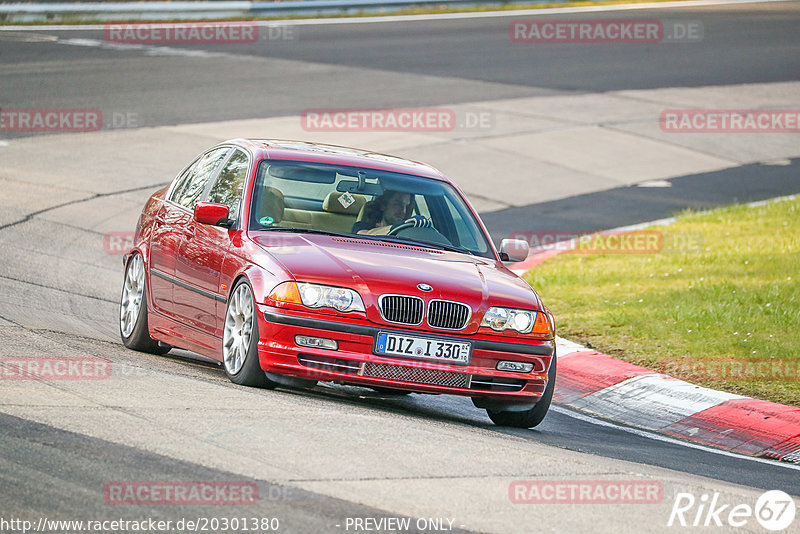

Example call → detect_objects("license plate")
374 332 471 365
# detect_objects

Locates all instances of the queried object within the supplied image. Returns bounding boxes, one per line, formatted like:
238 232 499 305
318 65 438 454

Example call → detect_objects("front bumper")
257 307 555 402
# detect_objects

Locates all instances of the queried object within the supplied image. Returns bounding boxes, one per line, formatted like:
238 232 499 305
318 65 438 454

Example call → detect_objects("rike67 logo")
668 490 796 531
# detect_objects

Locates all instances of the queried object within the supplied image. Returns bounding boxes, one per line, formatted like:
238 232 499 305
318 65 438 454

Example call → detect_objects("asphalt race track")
1 1 800 533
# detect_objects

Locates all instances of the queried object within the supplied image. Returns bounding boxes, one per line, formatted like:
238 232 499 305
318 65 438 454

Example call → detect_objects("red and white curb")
510 195 800 463
552 338 800 464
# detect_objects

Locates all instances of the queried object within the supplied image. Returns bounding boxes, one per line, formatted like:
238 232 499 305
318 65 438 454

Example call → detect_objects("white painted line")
551 404 800 471
0 32 58 42
747 193 796 208
0 141 9 147
59 37 109 47
761 158 792 166
569 374 745 430
516 191 798 271
606 216 677 233
555 336 589 357
0 0 792 31
58 37 226 57
579 192 796 234
637 179 672 188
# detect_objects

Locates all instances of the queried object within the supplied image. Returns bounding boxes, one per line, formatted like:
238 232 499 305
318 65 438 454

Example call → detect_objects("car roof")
229 138 448 181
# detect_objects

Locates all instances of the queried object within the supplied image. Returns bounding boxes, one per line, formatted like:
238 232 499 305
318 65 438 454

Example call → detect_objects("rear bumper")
257 307 555 402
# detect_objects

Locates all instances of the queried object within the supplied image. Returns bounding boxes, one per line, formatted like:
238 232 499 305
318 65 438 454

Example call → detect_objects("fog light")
295 335 338 351
497 361 534 373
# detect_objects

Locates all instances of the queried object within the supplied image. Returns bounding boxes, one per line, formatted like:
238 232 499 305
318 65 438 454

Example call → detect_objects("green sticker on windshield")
260 216 274 226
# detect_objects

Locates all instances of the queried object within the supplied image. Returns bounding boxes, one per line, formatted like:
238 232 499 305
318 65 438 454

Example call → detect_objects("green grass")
524 197 800 407
0 0 692 26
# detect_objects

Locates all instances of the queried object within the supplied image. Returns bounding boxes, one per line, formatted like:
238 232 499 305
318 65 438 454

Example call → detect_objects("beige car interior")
255 189 367 234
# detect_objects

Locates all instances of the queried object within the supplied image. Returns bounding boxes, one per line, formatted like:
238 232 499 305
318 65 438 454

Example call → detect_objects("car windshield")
249 159 494 258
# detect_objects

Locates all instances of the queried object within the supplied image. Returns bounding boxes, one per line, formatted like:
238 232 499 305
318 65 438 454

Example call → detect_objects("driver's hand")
403 215 433 228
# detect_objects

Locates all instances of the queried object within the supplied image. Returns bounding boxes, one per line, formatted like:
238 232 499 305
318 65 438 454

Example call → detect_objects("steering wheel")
388 222 416 235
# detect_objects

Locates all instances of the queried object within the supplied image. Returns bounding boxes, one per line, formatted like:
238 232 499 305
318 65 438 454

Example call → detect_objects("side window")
168 158 200 204
170 147 230 210
208 149 249 220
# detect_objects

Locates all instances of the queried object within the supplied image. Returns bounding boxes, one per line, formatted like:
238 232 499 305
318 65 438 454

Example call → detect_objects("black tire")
486 356 556 428
120 253 170 355
223 280 277 388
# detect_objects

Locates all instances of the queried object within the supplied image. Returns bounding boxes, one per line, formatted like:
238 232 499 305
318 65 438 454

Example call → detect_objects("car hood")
252 233 541 329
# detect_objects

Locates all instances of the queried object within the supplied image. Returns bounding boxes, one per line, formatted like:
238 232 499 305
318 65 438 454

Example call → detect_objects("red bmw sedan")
120 139 556 428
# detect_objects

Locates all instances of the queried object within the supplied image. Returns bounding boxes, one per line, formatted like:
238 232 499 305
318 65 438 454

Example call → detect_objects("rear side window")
170 147 230 210
208 149 249 220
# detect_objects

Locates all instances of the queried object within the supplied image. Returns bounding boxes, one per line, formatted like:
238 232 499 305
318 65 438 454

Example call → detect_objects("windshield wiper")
368 235 475 256
258 227 352 238
260 227 477 256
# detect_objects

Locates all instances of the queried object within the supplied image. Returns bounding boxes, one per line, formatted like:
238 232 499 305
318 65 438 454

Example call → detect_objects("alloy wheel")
120 254 145 338
223 283 255 375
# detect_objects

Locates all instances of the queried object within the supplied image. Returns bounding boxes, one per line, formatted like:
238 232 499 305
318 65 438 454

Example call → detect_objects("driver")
351 191 432 235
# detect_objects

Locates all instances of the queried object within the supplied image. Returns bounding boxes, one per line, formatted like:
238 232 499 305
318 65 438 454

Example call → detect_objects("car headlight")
269 281 365 313
481 307 537 334
298 283 365 313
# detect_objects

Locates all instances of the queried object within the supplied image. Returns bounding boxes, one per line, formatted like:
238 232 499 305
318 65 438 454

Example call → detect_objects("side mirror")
194 202 232 228
499 239 530 263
